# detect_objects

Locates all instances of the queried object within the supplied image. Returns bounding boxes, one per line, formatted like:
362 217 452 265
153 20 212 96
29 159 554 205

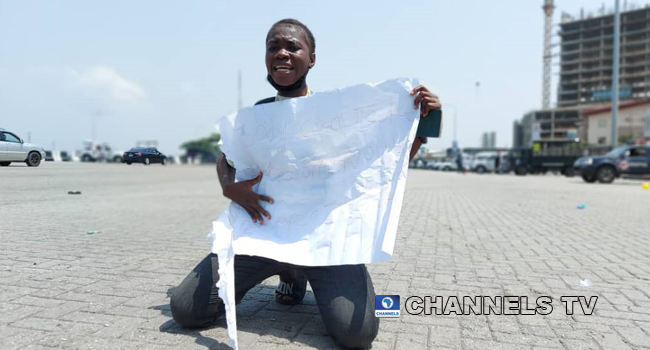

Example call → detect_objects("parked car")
409 159 426 169
423 160 440 170
123 147 167 165
574 144 650 183
0 128 46 167
469 152 499 174
619 144 650 180
436 161 458 171
60 151 72 162
76 140 124 163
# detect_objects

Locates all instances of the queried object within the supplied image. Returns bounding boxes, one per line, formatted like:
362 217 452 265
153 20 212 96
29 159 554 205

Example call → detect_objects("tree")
180 133 221 153
180 133 221 163
618 134 634 145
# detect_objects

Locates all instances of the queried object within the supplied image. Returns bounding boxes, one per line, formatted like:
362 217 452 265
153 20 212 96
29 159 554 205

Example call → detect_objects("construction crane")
542 0 555 109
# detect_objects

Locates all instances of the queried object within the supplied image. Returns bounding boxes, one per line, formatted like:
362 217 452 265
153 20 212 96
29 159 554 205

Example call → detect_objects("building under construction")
514 108 581 147
514 2 650 148
558 5 650 107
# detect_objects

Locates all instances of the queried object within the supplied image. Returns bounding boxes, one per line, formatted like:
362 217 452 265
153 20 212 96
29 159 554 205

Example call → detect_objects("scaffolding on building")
558 5 650 107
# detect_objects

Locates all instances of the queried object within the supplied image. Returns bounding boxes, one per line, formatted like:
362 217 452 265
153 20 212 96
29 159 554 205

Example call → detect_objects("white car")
469 152 499 174
76 140 123 163
436 161 458 171
425 160 441 170
0 128 46 167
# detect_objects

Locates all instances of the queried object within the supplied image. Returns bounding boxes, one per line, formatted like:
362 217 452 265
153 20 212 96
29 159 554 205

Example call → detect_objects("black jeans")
170 254 379 349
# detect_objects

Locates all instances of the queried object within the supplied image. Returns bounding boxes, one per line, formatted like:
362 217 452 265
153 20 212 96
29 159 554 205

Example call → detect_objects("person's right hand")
223 171 274 224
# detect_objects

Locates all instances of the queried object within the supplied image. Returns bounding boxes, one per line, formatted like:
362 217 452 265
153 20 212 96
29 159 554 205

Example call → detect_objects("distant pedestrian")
456 152 465 174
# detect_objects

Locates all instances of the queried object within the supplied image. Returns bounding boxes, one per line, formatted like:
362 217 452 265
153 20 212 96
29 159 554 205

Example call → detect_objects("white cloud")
72 66 144 102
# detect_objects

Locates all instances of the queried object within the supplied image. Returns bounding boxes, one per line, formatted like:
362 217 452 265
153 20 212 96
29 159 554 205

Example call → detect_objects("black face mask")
266 68 310 94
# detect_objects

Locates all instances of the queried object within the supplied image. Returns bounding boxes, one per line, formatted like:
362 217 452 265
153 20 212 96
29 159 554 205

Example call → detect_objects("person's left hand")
410 85 442 117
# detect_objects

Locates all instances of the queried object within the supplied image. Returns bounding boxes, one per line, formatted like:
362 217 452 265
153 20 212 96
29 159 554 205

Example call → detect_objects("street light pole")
611 0 620 147
92 114 96 140
237 70 243 109
646 3 650 139
445 104 459 153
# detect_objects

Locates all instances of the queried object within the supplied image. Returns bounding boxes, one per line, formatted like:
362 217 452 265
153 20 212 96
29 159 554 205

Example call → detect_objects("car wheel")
126 162 132 165
113 156 122 163
443 166 451 171
476 166 486 174
144 157 150 165
582 174 596 183
596 166 616 184
161 158 166 165
82 154 92 162
515 166 527 176
0 162 10 166
26 152 42 167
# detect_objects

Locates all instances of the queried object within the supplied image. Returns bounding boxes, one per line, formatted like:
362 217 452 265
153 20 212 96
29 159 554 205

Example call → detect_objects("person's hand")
410 85 442 117
223 171 274 224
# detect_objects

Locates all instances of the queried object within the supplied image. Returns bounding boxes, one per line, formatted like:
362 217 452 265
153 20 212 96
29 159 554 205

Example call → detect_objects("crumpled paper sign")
210 78 420 349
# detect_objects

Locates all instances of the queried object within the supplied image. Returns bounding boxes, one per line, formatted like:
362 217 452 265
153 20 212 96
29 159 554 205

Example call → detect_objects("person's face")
266 25 315 87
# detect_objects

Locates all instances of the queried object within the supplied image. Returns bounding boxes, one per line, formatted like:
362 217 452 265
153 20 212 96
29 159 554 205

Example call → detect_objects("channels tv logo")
375 295 400 318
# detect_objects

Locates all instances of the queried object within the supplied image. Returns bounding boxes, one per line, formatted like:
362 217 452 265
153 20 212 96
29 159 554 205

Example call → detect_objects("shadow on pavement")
153 285 334 350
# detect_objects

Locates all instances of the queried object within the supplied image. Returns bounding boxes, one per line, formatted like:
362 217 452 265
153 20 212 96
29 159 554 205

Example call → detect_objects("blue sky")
0 0 641 154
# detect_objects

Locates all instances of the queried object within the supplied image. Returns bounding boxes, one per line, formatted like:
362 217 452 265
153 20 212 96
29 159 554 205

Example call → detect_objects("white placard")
211 78 420 349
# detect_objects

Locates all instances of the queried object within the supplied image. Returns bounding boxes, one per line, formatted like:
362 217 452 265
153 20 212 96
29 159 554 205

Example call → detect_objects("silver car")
0 128 46 167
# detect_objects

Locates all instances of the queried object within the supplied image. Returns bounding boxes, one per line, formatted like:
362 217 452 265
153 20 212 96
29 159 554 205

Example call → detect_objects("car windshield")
129 148 146 152
605 146 628 158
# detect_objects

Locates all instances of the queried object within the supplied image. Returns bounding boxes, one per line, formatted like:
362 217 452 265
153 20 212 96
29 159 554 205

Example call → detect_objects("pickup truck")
574 144 650 183
76 140 124 163
469 152 499 174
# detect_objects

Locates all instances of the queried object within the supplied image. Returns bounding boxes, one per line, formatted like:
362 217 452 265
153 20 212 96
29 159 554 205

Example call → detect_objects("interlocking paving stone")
2 163 650 349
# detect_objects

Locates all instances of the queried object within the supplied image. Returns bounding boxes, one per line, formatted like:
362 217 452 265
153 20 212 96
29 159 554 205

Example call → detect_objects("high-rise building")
514 108 582 147
513 121 524 148
558 6 650 107
481 131 497 148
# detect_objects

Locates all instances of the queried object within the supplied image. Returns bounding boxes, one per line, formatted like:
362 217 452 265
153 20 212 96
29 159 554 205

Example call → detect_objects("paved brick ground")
1 162 650 350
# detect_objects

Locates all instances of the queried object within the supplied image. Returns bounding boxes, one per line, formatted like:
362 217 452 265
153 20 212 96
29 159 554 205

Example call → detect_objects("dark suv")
574 144 650 183
123 147 167 165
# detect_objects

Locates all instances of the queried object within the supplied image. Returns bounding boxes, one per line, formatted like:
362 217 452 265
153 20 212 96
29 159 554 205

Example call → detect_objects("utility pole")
237 70 243 109
92 114 97 140
611 0 620 147
646 1 650 139
645 107 650 139
446 104 458 154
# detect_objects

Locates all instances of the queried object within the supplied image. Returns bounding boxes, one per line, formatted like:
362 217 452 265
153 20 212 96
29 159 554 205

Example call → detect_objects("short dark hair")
268 19 316 54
